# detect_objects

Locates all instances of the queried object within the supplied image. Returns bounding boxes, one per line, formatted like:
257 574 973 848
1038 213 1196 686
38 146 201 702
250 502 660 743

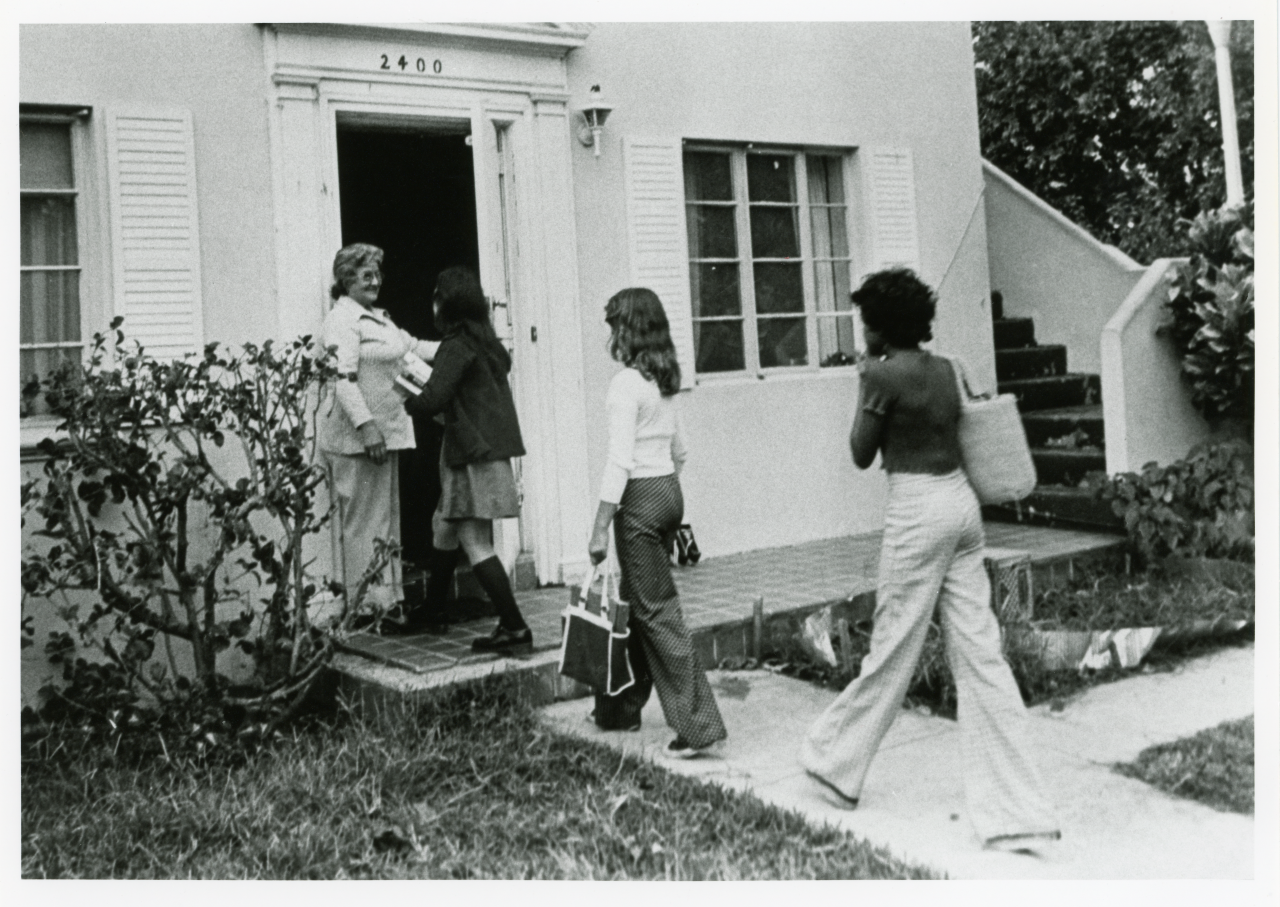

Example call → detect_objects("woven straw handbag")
945 355 1037 504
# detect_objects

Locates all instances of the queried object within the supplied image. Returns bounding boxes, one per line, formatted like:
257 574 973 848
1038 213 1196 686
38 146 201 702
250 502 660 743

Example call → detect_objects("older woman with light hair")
318 243 438 616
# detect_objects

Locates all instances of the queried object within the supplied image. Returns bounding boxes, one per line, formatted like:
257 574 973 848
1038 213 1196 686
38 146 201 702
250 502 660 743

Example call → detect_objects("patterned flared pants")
801 469 1059 842
594 476 727 749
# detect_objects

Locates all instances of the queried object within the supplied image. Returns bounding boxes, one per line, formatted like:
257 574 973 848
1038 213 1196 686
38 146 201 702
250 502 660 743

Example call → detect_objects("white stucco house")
21 22 1003 589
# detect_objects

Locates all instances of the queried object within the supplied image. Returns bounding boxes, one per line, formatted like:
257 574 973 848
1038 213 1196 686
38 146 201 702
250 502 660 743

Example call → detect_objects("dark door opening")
336 126 479 567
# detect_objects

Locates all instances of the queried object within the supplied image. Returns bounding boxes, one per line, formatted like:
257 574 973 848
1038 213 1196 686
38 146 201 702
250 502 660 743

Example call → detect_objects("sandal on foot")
664 737 718 759
805 770 859 809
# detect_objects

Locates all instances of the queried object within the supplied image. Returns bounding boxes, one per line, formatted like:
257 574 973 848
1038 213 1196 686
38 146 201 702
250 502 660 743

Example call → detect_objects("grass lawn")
22 677 938 880
1115 716 1254 814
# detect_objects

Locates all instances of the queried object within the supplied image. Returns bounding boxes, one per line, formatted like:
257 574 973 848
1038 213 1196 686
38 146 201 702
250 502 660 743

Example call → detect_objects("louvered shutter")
105 109 204 359
863 147 921 273
623 136 695 389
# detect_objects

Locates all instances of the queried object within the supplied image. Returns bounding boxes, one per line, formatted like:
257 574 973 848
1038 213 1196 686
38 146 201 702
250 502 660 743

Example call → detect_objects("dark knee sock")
424 546 461 610
471 556 527 631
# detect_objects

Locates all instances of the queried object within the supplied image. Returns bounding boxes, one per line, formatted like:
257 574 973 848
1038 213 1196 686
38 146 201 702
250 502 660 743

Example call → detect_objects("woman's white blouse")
318 296 439 455
598 367 688 505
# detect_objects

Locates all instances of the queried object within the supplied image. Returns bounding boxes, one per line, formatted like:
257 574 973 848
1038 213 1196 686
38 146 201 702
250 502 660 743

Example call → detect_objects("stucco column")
528 94 593 583
266 73 338 589
1205 20 1245 207
269 73 329 343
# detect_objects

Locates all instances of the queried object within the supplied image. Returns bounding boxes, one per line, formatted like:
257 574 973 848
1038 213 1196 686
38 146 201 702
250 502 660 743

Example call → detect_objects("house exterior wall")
20 24 995 697
566 22 993 557
20 24 280 349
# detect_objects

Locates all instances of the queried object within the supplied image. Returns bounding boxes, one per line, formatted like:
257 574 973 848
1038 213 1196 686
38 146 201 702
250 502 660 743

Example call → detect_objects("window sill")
692 366 860 390
20 419 68 461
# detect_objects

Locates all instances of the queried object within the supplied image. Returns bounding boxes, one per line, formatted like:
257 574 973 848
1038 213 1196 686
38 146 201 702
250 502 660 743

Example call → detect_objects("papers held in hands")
395 351 433 397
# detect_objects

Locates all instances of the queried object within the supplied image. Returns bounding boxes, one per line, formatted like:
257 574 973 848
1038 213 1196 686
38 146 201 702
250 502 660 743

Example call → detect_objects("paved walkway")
541 644 1255 879
338 522 1120 675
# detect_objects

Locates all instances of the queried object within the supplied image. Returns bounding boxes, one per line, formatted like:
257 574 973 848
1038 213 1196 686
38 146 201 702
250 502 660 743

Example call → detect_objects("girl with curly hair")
801 268 1060 853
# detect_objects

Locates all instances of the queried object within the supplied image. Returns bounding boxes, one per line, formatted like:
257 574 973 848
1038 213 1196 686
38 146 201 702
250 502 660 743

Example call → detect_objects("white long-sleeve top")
598 367 688 505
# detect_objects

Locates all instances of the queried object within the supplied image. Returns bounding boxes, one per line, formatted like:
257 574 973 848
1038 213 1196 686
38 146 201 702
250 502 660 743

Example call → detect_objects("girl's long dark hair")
605 288 682 397
434 266 510 372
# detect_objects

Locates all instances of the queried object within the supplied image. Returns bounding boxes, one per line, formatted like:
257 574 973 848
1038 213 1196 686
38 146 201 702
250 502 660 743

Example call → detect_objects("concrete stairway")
984 312 1122 530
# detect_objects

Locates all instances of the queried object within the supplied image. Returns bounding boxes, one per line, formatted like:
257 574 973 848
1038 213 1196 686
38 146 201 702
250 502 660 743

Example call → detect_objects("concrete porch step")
999 373 1101 411
332 524 1127 708
1021 405 1105 449
992 317 1037 349
995 344 1067 381
1031 448 1108 487
983 486 1124 531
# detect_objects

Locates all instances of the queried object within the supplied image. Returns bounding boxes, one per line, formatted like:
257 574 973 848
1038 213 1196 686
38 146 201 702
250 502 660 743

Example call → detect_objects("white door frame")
264 24 593 586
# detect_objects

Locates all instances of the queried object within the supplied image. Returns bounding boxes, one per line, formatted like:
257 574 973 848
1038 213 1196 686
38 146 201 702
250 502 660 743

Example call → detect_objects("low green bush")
756 559 1254 719
20 319 391 761
1032 559 1254 631
1090 439 1254 563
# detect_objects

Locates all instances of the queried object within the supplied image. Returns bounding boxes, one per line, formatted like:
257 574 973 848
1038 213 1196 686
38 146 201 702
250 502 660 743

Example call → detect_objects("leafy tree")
973 20 1254 263
21 321 395 752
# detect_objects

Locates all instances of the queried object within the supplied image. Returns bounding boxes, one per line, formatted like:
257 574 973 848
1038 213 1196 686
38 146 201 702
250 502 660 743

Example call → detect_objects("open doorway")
335 124 479 569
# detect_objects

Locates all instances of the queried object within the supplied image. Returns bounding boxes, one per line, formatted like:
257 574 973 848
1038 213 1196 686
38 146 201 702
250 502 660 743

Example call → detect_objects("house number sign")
379 54 443 74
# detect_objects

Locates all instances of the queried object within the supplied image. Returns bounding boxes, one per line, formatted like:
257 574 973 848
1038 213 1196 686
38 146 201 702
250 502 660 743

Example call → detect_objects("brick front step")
993 317 1037 349
1031 448 1108 486
1021 405 1105 448
996 344 1068 381
982 485 1123 531
999 373 1101 411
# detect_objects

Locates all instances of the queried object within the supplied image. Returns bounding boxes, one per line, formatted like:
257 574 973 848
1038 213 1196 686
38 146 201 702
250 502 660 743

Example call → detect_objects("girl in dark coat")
401 267 531 653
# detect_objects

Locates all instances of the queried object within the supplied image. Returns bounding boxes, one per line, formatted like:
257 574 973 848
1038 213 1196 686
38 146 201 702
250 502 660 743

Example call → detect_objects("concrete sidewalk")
540 644 1254 879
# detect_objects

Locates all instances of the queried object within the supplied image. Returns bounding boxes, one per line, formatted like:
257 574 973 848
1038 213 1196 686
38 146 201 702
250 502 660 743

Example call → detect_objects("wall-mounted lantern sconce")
576 84 614 158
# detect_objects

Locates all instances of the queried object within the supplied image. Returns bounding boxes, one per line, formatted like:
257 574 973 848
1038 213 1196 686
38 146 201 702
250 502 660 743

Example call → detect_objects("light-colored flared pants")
325 450 404 610
801 469 1058 843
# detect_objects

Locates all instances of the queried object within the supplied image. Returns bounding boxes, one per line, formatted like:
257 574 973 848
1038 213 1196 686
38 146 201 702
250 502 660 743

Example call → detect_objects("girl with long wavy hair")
587 288 727 757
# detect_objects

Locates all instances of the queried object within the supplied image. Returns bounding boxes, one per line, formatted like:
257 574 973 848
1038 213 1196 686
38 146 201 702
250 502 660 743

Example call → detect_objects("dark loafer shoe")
471 625 533 654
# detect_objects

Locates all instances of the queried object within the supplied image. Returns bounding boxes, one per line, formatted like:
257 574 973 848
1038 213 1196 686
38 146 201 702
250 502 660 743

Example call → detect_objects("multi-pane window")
21 119 82 415
684 147 857 375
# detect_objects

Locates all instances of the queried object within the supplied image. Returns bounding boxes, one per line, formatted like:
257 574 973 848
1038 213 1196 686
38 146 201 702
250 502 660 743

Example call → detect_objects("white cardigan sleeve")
671 405 688 477
599 371 639 505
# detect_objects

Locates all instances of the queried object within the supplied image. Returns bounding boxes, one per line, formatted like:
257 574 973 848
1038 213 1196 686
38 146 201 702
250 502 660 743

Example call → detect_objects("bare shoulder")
859 356 894 386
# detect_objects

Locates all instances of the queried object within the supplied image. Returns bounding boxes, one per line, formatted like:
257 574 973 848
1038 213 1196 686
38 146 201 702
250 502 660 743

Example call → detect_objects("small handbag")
946 355 1038 504
558 561 635 696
